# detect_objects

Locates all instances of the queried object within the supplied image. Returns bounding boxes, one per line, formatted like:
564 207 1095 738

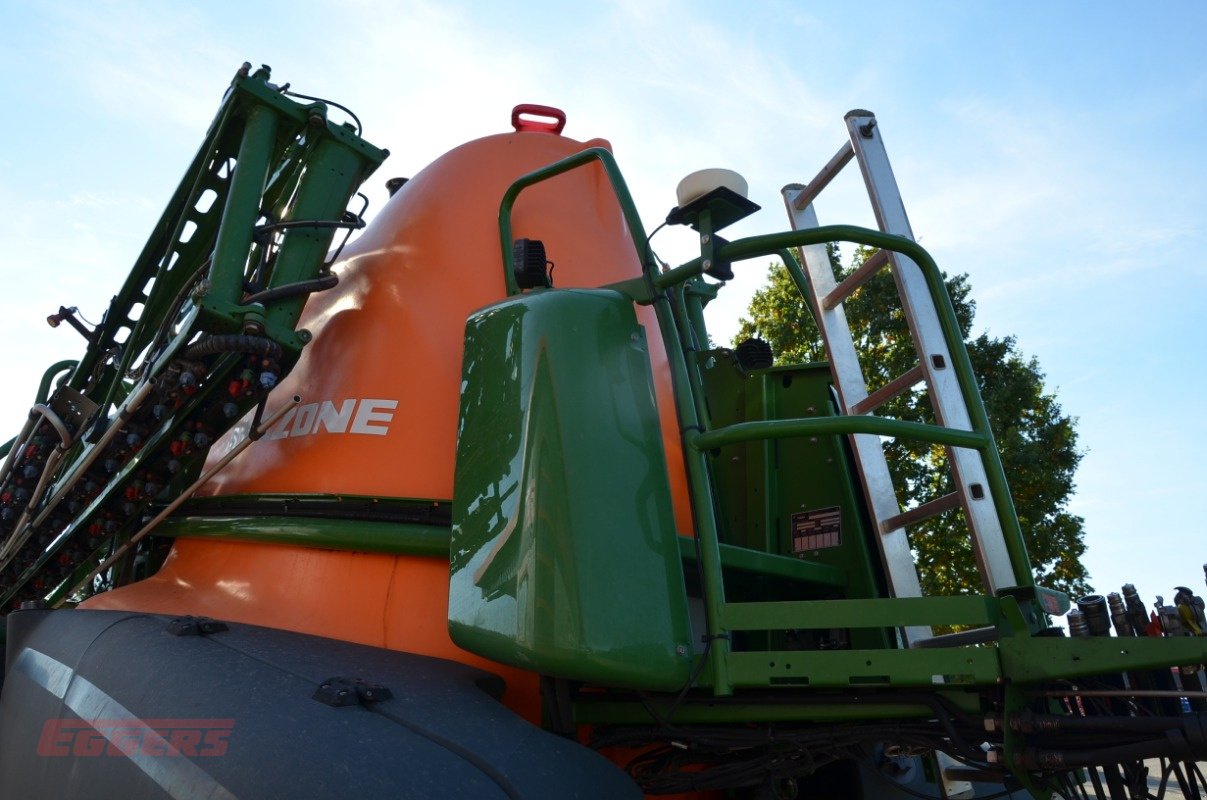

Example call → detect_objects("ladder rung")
851 364 925 416
788 141 854 211
880 491 961 533
822 248 890 310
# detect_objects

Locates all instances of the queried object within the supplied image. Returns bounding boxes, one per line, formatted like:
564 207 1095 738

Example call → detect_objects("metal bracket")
165 616 230 636
313 677 394 707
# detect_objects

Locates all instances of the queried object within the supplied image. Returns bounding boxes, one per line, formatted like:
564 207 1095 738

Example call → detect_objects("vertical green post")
207 105 279 308
683 279 713 348
671 287 714 432
648 290 734 696
260 134 368 332
753 375 779 554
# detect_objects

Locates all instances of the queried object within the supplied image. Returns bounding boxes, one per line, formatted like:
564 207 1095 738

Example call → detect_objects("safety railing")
496 154 1034 696
498 146 655 295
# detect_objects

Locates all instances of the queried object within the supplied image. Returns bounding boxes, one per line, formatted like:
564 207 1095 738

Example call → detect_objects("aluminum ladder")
781 111 1019 641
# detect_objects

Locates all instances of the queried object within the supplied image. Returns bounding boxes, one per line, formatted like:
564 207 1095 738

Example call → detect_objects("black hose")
281 90 362 135
241 273 338 306
1009 710 1202 736
254 218 364 235
183 335 283 361
1018 734 1200 770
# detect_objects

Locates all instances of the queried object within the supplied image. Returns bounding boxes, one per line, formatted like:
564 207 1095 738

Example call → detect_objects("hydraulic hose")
240 273 338 306
183 334 283 361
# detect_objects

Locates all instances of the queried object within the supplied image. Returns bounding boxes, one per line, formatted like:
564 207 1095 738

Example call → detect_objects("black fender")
0 608 639 799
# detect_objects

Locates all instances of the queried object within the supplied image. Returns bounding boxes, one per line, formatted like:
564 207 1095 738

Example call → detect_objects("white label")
263 397 398 440
350 399 399 436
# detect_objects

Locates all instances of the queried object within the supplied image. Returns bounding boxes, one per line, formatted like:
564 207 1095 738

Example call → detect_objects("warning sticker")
791 507 842 553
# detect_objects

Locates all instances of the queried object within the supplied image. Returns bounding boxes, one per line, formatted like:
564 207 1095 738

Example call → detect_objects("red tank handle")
511 104 566 135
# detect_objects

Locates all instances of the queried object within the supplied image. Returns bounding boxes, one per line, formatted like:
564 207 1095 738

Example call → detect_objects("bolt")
700 234 710 245
703 259 712 271
676 644 687 656
298 329 313 344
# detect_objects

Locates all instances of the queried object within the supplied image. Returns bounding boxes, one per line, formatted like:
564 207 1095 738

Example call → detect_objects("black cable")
603 719 1012 797
254 217 365 235
281 90 362 135
660 638 714 725
240 273 338 306
1187 762 1207 796
326 192 371 267
1183 760 1205 800
1171 762 1197 800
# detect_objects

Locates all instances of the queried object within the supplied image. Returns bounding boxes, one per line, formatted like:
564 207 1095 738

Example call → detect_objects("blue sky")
0 1 1204 611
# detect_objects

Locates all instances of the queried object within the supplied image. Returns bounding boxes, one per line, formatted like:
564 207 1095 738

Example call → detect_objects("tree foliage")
736 247 1091 597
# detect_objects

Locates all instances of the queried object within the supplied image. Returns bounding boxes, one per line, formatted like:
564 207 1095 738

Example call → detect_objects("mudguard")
0 608 640 799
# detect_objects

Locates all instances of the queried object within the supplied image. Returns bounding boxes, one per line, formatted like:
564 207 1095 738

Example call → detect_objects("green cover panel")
450 289 691 690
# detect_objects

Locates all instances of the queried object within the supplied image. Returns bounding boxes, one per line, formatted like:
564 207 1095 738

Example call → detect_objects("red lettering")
36 718 234 758
200 728 231 757
167 728 202 757
141 729 171 757
107 729 143 757
73 728 107 757
36 719 74 757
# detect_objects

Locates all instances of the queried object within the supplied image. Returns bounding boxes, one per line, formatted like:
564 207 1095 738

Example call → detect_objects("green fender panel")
450 289 692 690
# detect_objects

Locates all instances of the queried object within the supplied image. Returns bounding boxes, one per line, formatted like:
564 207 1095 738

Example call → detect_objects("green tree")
736 247 1091 597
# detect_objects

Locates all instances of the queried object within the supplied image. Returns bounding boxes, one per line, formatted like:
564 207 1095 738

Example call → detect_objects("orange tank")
84 112 691 722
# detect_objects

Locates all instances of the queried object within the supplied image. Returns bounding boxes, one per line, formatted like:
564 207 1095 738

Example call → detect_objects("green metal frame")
491 148 1207 717
0 66 387 609
496 151 1035 697
498 147 654 294
155 493 453 556
155 515 451 557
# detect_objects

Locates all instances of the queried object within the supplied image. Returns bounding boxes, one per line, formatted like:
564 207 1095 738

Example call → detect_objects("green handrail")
687 225 1032 588
690 416 989 452
497 147 653 295
494 155 1034 694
